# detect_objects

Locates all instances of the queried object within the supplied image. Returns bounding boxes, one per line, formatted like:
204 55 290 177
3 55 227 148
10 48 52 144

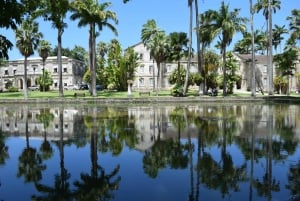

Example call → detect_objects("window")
149 78 154 87
167 65 172 73
54 68 58 73
13 69 17 75
140 65 144 73
139 78 145 86
139 53 143 60
149 65 153 73
263 65 267 73
4 70 8 75
63 68 67 73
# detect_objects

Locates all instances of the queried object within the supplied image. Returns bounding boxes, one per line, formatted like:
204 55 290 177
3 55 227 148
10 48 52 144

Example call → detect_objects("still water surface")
0 103 299 201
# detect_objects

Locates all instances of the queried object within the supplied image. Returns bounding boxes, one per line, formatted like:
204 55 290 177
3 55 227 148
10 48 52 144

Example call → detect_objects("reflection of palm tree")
0 131 9 165
37 108 54 160
254 106 280 201
286 161 300 197
197 108 247 198
74 108 121 200
32 106 72 201
17 106 46 183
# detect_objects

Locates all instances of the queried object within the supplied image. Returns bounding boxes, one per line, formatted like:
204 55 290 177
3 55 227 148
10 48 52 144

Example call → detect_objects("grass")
0 89 299 100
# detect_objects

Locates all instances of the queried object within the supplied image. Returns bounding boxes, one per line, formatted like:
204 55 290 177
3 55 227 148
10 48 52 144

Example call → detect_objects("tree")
38 40 51 92
106 39 138 91
272 24 288 53
15 18 43 99
198 11 216 94
254 0 281 95
0 0 25 60
273 48 298 95
36 70 54 91
37 0 70 97
141 19 169 94
167 32 189 86
286 9 300 46
70 0 118 97
202 50 220 91
207 1 247 96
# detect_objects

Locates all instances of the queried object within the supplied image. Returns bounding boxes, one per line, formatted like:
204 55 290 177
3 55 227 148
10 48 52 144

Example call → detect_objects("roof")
234 53 270 64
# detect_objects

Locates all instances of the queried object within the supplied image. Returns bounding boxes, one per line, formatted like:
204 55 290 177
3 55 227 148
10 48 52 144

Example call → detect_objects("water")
0 103 299 201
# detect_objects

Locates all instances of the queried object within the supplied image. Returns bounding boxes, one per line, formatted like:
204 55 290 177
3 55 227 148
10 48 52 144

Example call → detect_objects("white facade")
131 42 198 91
0 56 86 91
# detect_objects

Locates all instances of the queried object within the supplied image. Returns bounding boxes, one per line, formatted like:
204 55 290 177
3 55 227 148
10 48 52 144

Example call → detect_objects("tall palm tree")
38 0 70 97
38 40 51 92
254 0 281 95
70 0 118 97
15 18 43 99
141 19 169 94
207 1 247 96
272 24 288 53
198 11 217 94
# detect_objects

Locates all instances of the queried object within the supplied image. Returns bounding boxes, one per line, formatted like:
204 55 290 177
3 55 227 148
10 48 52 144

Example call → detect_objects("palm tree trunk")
58 28 63 97
89 23 97 97
268 0 274 95
23 57 28 99
250 0 256 97
195 0 202 95
156 62 160 96
222 44 227 96
183 1 193 96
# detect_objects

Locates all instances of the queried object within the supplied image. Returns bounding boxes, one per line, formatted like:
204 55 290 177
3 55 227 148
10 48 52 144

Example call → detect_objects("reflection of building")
0 106 79 140
1 105 300 150
0 56 86 91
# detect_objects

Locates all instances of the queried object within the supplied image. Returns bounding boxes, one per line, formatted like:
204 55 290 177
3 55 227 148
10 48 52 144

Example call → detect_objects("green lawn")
0 89 298 99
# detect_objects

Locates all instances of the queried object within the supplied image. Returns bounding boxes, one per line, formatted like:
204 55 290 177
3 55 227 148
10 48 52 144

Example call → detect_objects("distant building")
0 56 86 91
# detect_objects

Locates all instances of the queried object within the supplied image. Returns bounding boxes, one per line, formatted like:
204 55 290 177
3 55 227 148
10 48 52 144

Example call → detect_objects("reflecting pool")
0 103 299 201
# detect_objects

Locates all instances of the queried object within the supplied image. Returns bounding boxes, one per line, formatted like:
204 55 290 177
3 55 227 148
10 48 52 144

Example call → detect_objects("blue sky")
2 0 297 60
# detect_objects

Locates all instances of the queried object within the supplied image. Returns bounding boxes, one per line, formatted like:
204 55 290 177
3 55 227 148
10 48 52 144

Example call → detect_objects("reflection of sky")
0 135 300 200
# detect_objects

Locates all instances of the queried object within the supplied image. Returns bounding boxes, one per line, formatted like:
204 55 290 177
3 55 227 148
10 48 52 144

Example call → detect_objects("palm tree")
168 32 189 86
198 11 220 94
272 25 288 53
286 9 300 46
38 0 70 97
207 1 247 96
38 40 51 92
254 0 281 95
141 19 169 94
15 18 43 99
70 0 118 97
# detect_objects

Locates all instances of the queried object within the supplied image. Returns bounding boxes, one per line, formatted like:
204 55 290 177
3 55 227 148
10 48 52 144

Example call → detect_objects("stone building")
131 42 198 91
234 53 300 93
0 56 86 91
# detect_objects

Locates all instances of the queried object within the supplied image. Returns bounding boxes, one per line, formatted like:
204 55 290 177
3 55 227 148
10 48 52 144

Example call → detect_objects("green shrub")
171 84 184 97
8 86 19 92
